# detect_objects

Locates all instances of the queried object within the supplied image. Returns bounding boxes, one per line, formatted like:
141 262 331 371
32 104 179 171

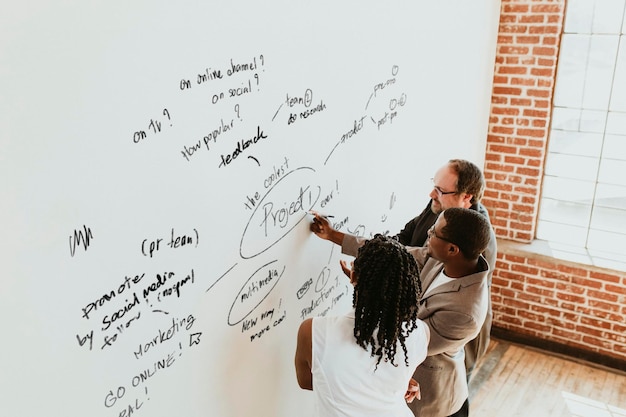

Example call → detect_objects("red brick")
589 271 622 283
511 77 537 86
580 317 612 330
537 57 556 67
501 25 529 34
506 56 520 65
604 284 626 294
500 46 530 55
557 264 590 277
520 15 546 24
556 292 586 304
490 144 519 154
556 282 586 295
552 328 582 341
510 98 533 106
517 167 541 176
492 106 521 115
525 322 552 332
503 4 529 13
494 86 524 95
532 119 547 128
531 4 564 14
518 36 541 44
588 290 619 303
531 68 554 77
528 88 551 98
529 25 560 35
517 128 547 138
542 36 559 46
571 276 603 290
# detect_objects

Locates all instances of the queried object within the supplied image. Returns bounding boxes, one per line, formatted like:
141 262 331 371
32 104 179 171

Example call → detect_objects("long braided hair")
352 234 423 368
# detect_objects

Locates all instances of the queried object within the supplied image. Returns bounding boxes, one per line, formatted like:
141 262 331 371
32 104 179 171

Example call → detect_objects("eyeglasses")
427 225 455 245
431 179 457 197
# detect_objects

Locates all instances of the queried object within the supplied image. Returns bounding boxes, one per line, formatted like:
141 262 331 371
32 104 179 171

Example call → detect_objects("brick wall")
483 0 626 367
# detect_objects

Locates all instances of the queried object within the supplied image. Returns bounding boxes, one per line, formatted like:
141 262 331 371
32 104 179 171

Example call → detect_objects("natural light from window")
562 391 626 417
537 0 626 271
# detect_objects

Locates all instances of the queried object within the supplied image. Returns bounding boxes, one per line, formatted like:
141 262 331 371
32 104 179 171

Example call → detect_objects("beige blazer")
407 247 489 417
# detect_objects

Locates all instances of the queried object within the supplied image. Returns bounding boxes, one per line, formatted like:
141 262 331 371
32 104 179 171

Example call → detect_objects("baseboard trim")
491 326 626 373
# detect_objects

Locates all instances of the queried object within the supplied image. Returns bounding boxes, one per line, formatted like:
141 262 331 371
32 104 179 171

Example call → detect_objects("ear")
447 242 460 257
460 193 473 208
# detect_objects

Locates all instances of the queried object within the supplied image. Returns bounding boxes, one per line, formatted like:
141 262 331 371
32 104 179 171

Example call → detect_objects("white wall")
0 1 500 416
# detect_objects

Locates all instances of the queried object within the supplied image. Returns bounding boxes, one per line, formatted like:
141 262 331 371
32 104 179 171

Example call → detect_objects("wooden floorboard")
468 338 626 417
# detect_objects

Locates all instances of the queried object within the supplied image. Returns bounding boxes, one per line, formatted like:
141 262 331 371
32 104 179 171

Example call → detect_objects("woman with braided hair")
295 234 430 417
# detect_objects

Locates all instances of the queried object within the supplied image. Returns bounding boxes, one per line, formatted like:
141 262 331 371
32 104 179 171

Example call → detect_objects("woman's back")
311 310 429 417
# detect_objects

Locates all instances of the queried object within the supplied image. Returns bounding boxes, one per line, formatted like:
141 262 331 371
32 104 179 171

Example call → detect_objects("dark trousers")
448 398 469 417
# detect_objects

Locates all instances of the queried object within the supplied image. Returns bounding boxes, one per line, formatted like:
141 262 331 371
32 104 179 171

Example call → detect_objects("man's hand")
405 378 421 403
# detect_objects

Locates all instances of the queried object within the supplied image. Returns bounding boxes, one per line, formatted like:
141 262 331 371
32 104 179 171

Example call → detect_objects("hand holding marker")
307 210 334 219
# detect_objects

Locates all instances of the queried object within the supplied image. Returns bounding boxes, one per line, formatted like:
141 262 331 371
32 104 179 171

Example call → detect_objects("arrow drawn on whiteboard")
272 103 283 121
365 92 374 110
248 155 260 166
206 263 237 293
189 333 202 346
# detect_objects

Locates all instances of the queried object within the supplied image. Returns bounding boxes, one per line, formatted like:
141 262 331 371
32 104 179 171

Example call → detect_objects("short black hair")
440 207 491 260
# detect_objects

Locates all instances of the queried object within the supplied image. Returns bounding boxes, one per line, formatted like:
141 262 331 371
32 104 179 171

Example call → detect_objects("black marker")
308 211 334 219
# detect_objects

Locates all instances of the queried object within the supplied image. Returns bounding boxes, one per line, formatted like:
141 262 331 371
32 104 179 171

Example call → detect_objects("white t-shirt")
311 309 430 417
423 269 456 298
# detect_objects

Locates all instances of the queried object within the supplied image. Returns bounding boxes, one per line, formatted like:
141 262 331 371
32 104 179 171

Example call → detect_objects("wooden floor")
468 338 626 417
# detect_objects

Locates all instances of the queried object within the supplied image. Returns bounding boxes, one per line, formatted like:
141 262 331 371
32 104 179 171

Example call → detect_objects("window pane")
590 206 626 233
551 107 580 130
580 109 607 132
554 35 589 107
587 228 626 254
564 0 594 33
548 129 603 156
536 220 588 246
592 0 626 33
598 158 626 186
602 134 626 160
610 40 626 111
541 176 595 202
606 111 626 134
539 198 592 227
595 183 626 209
544 153 600 181
582 35 618 110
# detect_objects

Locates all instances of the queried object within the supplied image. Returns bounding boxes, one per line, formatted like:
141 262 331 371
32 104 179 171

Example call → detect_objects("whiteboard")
0 1 500 416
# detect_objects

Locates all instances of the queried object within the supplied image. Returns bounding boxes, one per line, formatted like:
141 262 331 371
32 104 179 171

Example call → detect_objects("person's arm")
294 318 313 390
310 211 344 245
395 201 435 246
423 310 479 356
396 216 418 246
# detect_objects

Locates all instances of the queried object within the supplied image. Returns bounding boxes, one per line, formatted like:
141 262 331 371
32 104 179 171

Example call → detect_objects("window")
537 0 626 270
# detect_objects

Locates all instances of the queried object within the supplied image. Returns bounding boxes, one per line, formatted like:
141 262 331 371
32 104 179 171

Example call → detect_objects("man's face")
426 214 450 261
429 164 472 214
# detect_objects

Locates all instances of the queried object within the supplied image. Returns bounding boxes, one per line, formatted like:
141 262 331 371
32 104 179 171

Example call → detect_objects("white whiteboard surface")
0 1 500 416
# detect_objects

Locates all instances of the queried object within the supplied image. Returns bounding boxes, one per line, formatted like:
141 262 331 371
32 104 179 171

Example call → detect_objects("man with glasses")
310 207 492 417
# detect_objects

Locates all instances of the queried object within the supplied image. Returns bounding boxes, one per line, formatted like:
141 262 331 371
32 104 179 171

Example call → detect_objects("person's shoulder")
299 317 313 334
472 202 492 223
